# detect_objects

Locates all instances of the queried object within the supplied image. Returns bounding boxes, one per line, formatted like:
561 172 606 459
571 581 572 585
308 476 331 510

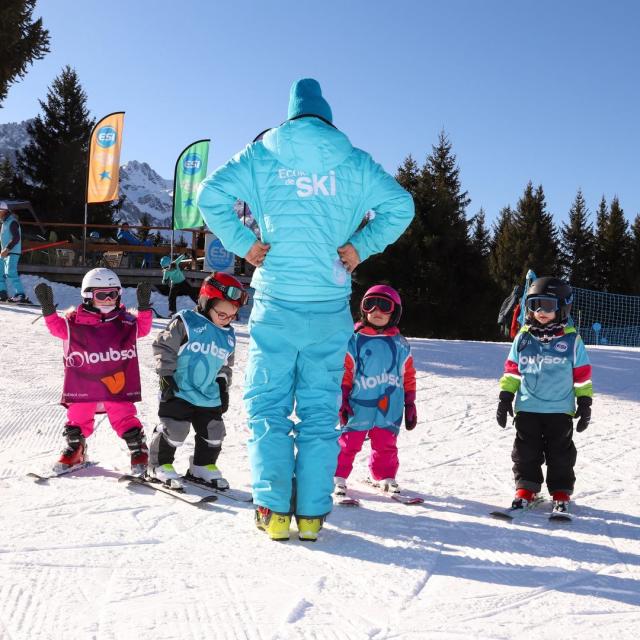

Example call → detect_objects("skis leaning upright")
118 474 218 507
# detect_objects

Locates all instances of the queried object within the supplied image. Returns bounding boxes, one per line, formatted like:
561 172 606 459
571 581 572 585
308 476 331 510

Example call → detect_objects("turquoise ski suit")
197 116 414 517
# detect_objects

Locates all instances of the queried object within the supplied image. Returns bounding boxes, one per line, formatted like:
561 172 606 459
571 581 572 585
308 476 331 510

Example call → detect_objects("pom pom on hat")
287 78 333 123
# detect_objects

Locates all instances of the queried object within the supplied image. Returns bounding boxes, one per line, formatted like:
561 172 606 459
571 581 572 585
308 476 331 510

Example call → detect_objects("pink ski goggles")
361 295 395 314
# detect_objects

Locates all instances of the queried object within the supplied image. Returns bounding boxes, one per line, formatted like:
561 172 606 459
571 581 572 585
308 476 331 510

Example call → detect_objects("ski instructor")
197 78 414 541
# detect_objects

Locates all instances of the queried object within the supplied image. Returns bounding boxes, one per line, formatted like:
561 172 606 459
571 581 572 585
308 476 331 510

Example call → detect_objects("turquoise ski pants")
0 254 24 295
244 296 353 517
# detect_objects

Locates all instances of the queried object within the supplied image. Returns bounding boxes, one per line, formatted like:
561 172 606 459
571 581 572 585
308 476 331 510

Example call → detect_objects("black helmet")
525 277 573 322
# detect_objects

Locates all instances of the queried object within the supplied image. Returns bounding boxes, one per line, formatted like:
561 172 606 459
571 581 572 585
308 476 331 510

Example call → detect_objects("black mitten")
574 396 592 433
217 377 229 414
496 391 514 428
34 282 56 316
136 282 153 310
159 375 179 401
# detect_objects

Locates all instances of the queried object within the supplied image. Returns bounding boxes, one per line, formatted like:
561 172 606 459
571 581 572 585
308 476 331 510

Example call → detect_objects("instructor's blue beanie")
287 78 333 123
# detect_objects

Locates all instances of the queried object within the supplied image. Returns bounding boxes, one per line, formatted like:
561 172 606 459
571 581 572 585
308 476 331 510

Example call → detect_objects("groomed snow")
1 277 639 640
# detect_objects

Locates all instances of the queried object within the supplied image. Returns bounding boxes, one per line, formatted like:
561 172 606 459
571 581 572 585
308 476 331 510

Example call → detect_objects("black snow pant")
150 398 225 467
511 412 576 496
168 280 197 314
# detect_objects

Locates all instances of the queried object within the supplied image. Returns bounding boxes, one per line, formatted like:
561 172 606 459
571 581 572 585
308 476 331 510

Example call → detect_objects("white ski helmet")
81 268 122 299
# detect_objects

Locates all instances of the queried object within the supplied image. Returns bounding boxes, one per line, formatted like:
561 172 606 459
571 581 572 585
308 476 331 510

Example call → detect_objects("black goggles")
526 296 559 313
361 295 395 314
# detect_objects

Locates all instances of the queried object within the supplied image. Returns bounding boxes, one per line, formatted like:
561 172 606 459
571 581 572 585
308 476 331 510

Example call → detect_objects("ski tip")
490 510 515 520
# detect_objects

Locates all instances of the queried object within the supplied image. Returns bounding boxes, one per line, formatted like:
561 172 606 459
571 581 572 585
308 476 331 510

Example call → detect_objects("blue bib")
174 309 235 407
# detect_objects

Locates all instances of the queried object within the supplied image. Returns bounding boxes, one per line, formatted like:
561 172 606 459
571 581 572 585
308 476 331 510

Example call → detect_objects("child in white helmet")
33 269 154 474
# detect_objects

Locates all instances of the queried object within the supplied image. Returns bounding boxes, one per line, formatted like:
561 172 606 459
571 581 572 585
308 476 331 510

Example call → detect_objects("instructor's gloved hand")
217 377 229 414
34 282 56 316
496 391 514 428
574 396 592 432
136 282 153 311
159 375 179 401
339 385 354 426
404 390 417 430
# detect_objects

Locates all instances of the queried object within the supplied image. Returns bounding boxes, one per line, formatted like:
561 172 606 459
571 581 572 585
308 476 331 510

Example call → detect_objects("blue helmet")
160 256 171 268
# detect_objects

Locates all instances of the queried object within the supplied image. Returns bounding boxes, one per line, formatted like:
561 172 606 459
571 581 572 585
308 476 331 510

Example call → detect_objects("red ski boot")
54 426 86 473
123 427 149 476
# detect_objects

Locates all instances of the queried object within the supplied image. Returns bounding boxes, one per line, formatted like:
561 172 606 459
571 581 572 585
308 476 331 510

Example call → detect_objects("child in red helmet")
334 284 417 497
147 272 248 488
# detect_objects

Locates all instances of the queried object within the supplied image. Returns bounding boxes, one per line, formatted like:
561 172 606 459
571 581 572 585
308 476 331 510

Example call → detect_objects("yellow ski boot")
255 506 291 541
296 516 324 542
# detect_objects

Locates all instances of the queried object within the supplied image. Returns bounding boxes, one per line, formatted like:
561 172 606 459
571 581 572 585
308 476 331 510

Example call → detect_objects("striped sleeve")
573 335 593 398
499 336 522 394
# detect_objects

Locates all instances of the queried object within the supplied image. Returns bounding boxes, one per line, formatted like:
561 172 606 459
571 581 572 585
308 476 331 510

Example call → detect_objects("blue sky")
2 0 639 226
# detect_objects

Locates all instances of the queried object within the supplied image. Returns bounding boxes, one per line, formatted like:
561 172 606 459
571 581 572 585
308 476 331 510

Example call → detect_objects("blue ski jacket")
196 117 414 301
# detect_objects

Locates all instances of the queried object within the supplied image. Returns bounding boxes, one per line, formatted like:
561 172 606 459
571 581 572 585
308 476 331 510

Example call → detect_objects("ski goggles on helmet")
526 296 559 313
209 280 249 306
90 288 120 302
361 295 395 314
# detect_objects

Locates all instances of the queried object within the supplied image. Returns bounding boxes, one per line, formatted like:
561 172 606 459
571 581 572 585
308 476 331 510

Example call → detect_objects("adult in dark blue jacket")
197 78 414 541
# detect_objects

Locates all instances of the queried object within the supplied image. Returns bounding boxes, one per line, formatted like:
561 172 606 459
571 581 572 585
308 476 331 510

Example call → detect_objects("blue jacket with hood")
196 117 414 301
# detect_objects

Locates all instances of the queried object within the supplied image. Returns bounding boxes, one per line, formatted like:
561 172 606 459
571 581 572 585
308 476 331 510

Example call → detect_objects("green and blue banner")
172 139 210 229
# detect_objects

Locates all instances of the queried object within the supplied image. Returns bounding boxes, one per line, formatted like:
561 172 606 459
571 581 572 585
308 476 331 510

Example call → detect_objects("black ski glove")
34 282 56 316
574 396 592 432
217 377 229 414
159 375 179 401
136 282 153 311
496 391 514 428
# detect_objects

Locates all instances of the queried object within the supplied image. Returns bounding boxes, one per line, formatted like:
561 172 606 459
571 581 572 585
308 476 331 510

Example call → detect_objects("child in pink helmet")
334 284 417 496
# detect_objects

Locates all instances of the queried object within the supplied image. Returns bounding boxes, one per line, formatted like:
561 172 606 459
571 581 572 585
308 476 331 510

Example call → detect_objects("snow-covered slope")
0 119 33 164
0 278 639 640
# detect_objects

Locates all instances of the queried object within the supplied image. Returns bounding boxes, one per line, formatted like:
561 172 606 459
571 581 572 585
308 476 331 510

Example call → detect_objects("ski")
27 460 99 483
181 474 253 502
490 496 545 521
334 494 361 507
549 502 573 522
362 478 425 505
118 474 218 506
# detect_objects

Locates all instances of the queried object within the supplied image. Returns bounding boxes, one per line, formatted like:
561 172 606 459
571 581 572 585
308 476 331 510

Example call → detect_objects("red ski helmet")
360 284 402 327
198 272 248 316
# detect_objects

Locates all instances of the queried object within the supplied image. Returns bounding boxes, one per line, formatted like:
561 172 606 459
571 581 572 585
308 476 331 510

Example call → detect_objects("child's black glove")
159 375 179 401
34 282 56 316
217 377 229 414
496 391 514 428
574 396 592 432
136 282 152 310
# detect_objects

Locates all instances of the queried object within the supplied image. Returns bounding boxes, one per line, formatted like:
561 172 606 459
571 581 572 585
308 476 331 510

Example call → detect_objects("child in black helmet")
496 276 593 518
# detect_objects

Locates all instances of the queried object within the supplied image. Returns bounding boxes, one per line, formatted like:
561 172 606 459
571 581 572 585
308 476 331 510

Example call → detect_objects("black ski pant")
168 280 197 314
152 398 225 467
511 412 576 495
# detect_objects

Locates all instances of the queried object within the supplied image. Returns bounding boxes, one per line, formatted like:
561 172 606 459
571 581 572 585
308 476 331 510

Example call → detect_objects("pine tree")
0 157 16 198
14 66 116 230
357 132 497 338
489 206 522 294
593 196 609 291
559 189 595 287
470 208 491 258
510 182 559 278
0 0 50 106
604 196 632 293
